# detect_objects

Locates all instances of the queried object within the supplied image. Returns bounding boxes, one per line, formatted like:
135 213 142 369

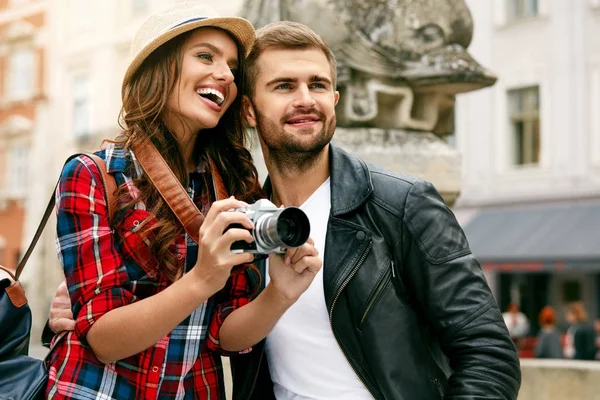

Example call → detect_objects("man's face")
243 48 339 170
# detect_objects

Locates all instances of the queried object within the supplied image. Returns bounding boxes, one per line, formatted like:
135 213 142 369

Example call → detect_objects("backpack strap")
131 139 228 244
86 154 117 224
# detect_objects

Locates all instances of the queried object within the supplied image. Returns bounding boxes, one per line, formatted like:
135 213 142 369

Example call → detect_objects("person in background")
502 302 530 343
534 306 562 359
564 302 596 361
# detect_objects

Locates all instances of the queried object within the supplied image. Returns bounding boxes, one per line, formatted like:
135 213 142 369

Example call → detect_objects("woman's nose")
212 63 235 84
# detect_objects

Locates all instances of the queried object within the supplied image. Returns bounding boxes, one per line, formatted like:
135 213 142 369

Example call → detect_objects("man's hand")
267 238 322 302
49 280 75 333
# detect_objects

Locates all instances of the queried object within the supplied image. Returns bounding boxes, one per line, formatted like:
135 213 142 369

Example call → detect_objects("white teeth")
195 88 225 105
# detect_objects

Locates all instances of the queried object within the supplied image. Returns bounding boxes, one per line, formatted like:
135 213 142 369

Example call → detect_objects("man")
48 21 520 400
230 21 520 400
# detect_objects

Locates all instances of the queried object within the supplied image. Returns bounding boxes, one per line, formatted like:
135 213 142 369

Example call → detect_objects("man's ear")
334 90 340 106
242 95 257 127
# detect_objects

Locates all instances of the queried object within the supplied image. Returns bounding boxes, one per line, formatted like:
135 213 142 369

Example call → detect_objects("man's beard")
255 107 336 175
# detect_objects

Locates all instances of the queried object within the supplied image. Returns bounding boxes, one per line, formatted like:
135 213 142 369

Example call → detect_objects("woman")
534 306 562 359
564 302 596 360
46 4 319 399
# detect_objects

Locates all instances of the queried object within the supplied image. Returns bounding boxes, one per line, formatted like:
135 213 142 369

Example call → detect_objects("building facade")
455 0 600 334
0 0 48 277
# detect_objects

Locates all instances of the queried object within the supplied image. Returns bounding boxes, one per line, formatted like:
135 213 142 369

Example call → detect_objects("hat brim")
122 16 254 93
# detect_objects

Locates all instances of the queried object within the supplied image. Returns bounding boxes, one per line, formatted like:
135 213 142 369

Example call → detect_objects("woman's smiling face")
164 27 240 141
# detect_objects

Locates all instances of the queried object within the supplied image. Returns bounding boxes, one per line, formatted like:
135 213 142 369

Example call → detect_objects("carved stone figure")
242 0 496 205
241 0 496 134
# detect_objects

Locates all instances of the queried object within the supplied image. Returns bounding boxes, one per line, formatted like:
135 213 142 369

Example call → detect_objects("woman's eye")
197 53 213 61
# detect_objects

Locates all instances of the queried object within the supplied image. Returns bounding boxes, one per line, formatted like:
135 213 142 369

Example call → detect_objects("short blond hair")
245 21 337 96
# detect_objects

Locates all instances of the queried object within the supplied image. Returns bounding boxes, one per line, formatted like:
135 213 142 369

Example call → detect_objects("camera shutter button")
356 231 365 241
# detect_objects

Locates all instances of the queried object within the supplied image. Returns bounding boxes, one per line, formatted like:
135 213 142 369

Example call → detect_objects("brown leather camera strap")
131 139 228 244
7 154 116 283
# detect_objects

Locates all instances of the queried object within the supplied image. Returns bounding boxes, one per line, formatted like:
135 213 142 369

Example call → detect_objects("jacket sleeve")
400 180 521 399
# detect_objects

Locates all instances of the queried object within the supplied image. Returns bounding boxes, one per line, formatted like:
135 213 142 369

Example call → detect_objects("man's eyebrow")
189 43 238 67
265 77 298 86
309 75 332 84
264 75 332 86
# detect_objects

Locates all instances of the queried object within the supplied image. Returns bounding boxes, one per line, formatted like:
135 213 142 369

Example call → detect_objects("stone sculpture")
241 0 496 205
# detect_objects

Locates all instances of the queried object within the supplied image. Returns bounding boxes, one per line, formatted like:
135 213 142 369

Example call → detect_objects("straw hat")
122 2 255 93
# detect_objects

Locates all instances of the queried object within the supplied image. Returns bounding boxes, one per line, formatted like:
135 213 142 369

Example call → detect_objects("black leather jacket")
231 144 521 400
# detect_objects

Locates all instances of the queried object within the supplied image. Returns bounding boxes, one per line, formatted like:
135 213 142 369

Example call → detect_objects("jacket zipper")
432 377 444 398
328 242 383 400
359 263 393 328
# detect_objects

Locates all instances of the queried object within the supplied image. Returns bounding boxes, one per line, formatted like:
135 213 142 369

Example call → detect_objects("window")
8 144 28 194
507 0 538 21
132 0 148 15
72 75 91 138
7 48 35 100
508 86 540 166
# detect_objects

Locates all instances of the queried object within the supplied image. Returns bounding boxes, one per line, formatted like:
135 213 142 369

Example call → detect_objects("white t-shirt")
265 178 372 400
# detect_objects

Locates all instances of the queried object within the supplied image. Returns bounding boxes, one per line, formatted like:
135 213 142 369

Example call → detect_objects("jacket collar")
262 143 373 216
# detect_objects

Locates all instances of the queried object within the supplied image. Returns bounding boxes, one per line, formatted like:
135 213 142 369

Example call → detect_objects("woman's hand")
49 280 75 333
267 237 322 302
192 196 256 291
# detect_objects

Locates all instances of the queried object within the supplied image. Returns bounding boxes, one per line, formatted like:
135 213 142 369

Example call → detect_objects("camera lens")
277 219 296 243
254 206 310 251
276 208 309 247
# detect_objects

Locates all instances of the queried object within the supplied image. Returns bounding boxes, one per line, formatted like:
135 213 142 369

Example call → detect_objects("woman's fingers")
199 198 253 242
49 280 76 333
202 197 249 226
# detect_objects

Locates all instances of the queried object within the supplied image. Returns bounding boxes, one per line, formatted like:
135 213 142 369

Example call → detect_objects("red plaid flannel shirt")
46 146 256 399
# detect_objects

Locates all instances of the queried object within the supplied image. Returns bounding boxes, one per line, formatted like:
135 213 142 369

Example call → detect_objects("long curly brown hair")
112 28 263 282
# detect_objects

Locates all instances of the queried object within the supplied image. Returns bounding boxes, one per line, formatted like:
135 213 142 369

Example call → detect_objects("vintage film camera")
229 199 310 258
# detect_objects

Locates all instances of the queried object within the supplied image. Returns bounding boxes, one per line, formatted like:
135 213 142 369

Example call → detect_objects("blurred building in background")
1 0 246 340
0 0 47 275
455 0 600 334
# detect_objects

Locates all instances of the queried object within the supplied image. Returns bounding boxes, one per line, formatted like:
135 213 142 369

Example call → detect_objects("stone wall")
519 359 600 400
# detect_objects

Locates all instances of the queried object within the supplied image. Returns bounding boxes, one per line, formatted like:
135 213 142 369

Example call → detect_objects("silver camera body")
229 199 310 257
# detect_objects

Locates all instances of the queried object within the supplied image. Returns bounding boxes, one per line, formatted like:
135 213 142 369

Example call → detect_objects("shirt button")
151 366 159 373
177 254 183 260
133 220 139 227
356 231 366 241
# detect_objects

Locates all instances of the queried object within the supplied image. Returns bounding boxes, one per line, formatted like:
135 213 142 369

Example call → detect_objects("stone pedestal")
333 128 461 206
519 359 600 400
